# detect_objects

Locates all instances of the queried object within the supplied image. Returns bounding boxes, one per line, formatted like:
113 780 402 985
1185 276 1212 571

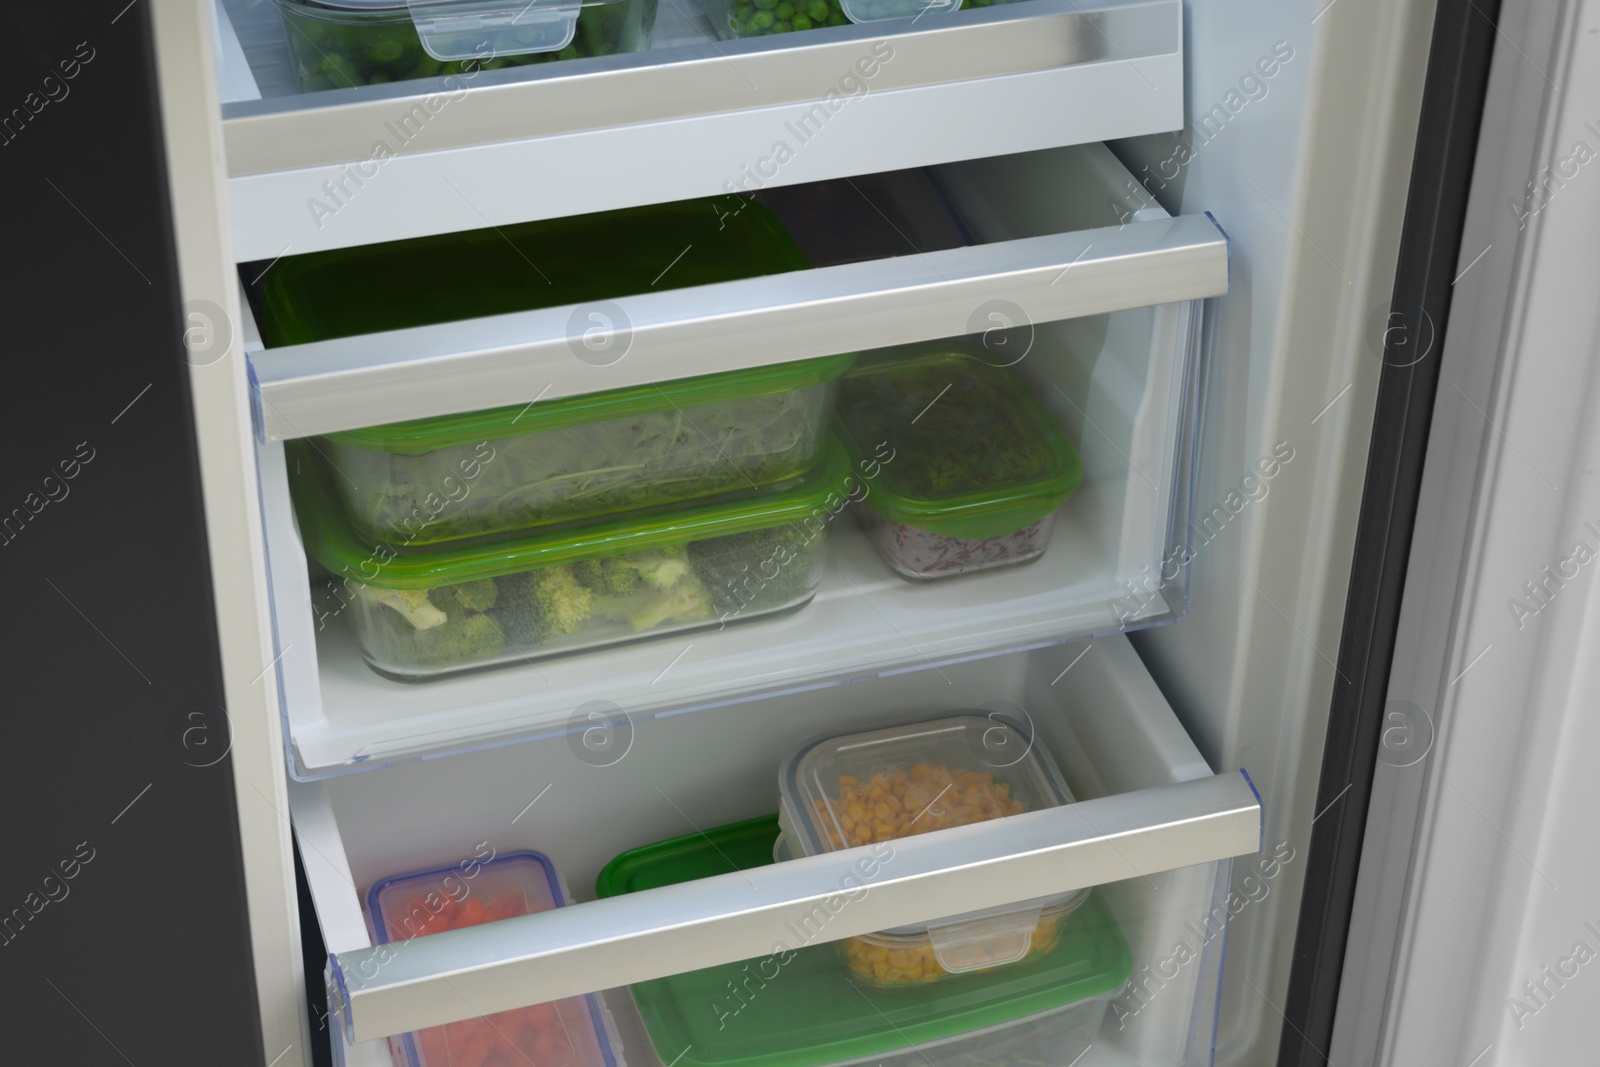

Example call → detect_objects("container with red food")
832 343 1082 580
367 850 621 1067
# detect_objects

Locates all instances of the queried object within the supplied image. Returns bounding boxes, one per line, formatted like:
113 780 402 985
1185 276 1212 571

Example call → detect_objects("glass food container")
832 343 1081 581
596 814 1130 1067
256 198 841 545
367 850 622 1067
704 0 1002 40
291 439 850 680
777 713 1088 987
272 0 658 92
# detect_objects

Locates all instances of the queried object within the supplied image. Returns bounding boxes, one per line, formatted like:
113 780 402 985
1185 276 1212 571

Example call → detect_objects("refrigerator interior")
293 636 1243 1067
157 0 1453 1061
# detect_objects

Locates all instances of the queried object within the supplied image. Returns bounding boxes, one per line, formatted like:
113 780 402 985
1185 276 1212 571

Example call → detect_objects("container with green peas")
708 0 995 40
271 0 658 92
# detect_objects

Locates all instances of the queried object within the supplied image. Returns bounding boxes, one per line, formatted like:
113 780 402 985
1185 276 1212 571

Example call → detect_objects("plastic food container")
596 815 1130 1067
706 0 999 39
272 0 658 92
778 713 1087 987
833 343 1081 581
292 439 850 680
257 200 835 546
368 850 621 1067
314 354 849 546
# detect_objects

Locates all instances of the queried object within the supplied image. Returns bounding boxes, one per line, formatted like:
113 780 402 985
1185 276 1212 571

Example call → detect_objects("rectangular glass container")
292 439 851 680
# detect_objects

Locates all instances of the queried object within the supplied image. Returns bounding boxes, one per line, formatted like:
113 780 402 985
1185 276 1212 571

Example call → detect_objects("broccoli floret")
626 573 714 631
492 566 594 646
435 578 499 612
355 585 448 630
572 557 643 596
613 545 691 591
407 612 503 667
691 524 820 617
361 606 503 669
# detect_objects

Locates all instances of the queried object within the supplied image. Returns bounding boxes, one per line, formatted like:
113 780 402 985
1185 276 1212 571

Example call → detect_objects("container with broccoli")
271 0 658 93
291 439 849 680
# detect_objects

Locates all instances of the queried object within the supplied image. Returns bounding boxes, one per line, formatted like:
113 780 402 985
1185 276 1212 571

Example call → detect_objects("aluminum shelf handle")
328 769 1262 1045
250 212 1228 441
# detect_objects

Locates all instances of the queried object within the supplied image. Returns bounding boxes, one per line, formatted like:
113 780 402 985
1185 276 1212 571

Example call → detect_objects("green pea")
370 37 405 63
808 1 830 20
404 54 444 79
791 13 813 29
752 9 776 26
775 2 794 17
557 45 580 60
826 10 848 23
320 53 361 87
773 18 791 29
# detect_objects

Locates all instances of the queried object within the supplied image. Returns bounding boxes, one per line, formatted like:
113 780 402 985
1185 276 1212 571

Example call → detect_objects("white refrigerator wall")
1113 1 1437 1063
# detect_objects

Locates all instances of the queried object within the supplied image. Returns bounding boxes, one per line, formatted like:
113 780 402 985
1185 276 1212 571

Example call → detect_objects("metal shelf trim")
222 0 1176 176
328 769 1261 1044
249 211 1227 440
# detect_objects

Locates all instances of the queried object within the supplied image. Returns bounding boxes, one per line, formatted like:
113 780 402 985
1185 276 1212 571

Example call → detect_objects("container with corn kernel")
777 712 1088 987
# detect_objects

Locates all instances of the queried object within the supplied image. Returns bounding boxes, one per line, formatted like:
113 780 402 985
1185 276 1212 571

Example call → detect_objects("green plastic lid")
595 815 1132 1067
289 438 851 590
833 343 1082 540
255 197 810 347
322 354 854 456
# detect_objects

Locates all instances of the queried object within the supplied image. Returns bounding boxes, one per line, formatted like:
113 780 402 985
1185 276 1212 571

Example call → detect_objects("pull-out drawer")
254 143 1227 777
215 0 1183 256
291 636 1262 1064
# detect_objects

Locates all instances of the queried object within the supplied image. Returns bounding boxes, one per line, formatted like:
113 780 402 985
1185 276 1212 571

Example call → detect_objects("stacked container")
832 343 1082 581
264 197 856 679
777 713 1088 985
597 809 1130 1067
367 851 623 1067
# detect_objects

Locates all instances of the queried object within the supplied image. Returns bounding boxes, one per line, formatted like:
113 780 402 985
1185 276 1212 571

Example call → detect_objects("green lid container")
258 198 852 545
290 441 850 678
254 197 810 346
595 815 1131 1067
832 343 1081 541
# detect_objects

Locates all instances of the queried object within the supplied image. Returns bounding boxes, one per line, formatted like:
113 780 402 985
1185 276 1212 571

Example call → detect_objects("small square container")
256 200 840 547
705 0 1002 40
272 0 658 93
368 850 621 1067
832 343 1081 581
778 713 1089 987
292 439 850 680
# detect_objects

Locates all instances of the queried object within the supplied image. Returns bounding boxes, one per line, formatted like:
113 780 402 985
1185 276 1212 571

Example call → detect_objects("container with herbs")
832 343 1081 581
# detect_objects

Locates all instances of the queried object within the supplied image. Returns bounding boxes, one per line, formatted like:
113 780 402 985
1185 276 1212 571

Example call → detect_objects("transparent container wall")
989 298 1204 634
334 519 830 680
